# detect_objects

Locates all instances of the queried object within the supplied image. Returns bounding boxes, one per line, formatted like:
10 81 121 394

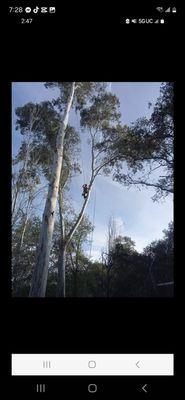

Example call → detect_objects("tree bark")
29 82 75 297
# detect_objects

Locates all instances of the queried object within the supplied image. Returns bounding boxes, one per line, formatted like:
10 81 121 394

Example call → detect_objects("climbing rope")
89 190 96 259
81 152 86 185
76 109 96 259
76 110 86 185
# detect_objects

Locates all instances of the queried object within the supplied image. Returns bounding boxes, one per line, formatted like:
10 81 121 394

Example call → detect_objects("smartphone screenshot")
1 2 181 398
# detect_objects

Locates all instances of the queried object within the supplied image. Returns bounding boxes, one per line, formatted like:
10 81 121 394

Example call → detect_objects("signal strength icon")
165 7 171 13
156 7 163 12
155 19 159 23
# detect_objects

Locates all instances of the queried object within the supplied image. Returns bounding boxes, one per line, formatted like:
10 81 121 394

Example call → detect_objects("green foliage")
15 101 81 182
12 217 41 296
113 82 174 200
80 93 121 129
79 92 129 179
12 214 173 297
45 82 107 112
143 222 174 286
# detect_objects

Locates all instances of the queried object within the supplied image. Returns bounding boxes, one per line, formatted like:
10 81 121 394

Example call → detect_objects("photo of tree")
12 82 174 297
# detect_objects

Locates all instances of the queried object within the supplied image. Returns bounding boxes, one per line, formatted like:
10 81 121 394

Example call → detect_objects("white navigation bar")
11 353 174 376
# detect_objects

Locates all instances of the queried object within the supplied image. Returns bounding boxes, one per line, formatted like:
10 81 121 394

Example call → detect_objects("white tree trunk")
57 176 95 297
29 82 75 297
56 128 120 297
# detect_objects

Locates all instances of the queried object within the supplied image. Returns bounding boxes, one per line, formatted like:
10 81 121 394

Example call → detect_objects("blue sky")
12 82 173 260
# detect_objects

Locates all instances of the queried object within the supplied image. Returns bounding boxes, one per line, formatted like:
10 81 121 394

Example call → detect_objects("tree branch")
94 153 119 177
125 178 173 193
65 132 97 247
58 186 65 240
65 175 95 247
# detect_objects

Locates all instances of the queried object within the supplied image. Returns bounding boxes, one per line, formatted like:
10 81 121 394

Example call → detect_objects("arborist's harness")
82 184 89 198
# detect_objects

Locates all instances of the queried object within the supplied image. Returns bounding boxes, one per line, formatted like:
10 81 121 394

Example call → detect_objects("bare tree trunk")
66 177 95 244
56 130 116 297
69 251 78 297
12 184 19 219
57 176 94 297
56 181 67 297
57 243 66 297
29 82 75 297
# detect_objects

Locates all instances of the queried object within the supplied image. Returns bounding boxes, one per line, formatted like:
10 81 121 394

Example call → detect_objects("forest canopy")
12 82 174 297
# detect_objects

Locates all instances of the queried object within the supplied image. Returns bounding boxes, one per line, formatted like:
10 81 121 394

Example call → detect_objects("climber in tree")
82 184 89 199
